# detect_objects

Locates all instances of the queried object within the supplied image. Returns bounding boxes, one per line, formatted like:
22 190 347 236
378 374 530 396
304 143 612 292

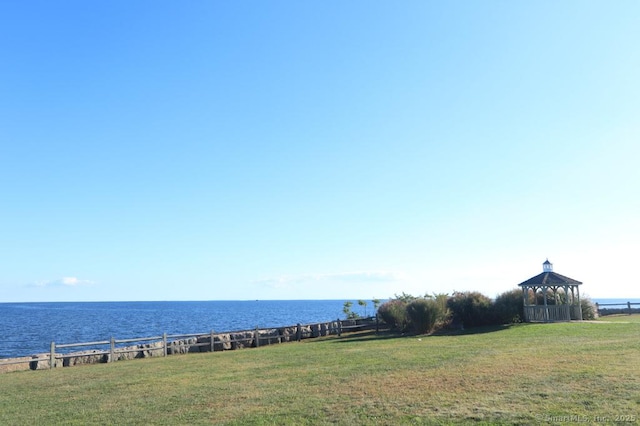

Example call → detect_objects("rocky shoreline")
1 318 376 373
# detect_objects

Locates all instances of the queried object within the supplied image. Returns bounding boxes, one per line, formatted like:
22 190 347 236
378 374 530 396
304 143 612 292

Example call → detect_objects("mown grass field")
1 315 639 425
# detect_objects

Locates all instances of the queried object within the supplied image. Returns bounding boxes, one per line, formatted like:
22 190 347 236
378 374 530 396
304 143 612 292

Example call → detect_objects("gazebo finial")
543 259 553 272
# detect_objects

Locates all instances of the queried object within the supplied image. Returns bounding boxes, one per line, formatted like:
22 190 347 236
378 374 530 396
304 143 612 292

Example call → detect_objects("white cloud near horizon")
30 277 95 288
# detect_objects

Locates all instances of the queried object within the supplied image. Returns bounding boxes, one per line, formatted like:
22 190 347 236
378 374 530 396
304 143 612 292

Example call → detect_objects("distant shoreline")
1 297 639 305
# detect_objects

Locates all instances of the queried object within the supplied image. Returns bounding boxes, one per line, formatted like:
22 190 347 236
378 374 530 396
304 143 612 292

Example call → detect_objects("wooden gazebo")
518 260 583 322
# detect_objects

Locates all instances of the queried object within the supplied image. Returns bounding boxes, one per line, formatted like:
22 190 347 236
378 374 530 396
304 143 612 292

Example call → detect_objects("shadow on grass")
329 330 406 344
433 323 531 336
331 323 534 343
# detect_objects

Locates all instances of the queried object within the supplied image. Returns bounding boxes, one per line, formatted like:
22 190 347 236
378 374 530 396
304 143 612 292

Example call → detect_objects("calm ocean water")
0 298 637 359
0 300 358 359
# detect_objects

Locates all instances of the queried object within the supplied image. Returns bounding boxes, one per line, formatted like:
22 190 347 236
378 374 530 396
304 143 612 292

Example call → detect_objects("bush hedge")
377 299 409 331
447 291 494 328
377 294 449 334
581 298 598 320
493 288 524 324
406 295 450 334
376 289 597 333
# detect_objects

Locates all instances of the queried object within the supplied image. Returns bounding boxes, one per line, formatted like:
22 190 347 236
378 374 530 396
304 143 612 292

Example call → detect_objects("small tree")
357 299 368 317
342 301 359 319
372 298 381 313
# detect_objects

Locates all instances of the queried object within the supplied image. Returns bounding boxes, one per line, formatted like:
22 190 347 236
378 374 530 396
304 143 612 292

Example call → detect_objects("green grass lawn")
1 315 639 425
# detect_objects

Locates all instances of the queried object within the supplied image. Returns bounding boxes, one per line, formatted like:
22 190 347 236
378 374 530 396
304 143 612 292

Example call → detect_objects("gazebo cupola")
518 260 583 322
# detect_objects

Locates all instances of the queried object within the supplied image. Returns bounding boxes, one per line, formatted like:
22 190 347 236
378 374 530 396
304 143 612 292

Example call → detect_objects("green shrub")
377 299 409 331
494 288 524 324
406 295 451 334
406 299 439 334
581 297 598 320
447 291 495 328
393 292 418 303
432 293 452 328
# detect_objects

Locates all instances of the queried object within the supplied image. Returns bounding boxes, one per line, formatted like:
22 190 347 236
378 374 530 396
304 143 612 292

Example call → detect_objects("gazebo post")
543 285 548 321
575 285 582 320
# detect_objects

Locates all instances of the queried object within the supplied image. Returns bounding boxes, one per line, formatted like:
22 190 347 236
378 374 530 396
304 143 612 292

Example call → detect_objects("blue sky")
1 1 639 302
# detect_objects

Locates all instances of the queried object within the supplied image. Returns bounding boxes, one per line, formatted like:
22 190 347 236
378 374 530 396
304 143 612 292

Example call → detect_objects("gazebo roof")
518 271 582 287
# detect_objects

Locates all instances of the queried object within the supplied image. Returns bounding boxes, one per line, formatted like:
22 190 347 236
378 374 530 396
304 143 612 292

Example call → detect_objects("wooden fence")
595 301 640 316
1 316 383 371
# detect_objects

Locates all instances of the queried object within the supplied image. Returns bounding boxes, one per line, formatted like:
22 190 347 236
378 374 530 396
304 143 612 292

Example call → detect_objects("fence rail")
596 302 640 315
595 301 640 315
1 316 383 372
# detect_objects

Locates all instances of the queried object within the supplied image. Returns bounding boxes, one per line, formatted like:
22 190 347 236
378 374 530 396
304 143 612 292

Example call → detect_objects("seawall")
1 318 376 373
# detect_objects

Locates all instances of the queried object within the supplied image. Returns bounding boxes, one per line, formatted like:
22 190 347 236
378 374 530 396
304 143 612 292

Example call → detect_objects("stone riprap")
0 318 376 373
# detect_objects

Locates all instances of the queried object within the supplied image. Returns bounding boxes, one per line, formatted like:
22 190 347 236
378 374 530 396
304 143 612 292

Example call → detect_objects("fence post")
296 323 301 342
337 318 342 337
375 313 379 334
163 333 168 357
110 337 115 363
50 342 55 369
210 330 215 352
255 326 260 348
628 301 632 315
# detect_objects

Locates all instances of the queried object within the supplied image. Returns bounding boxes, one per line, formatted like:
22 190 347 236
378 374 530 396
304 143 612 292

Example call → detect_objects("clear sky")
1 1 639 302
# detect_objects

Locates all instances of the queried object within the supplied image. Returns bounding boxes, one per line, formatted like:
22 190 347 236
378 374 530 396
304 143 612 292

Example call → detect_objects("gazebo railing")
524 305 573 322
